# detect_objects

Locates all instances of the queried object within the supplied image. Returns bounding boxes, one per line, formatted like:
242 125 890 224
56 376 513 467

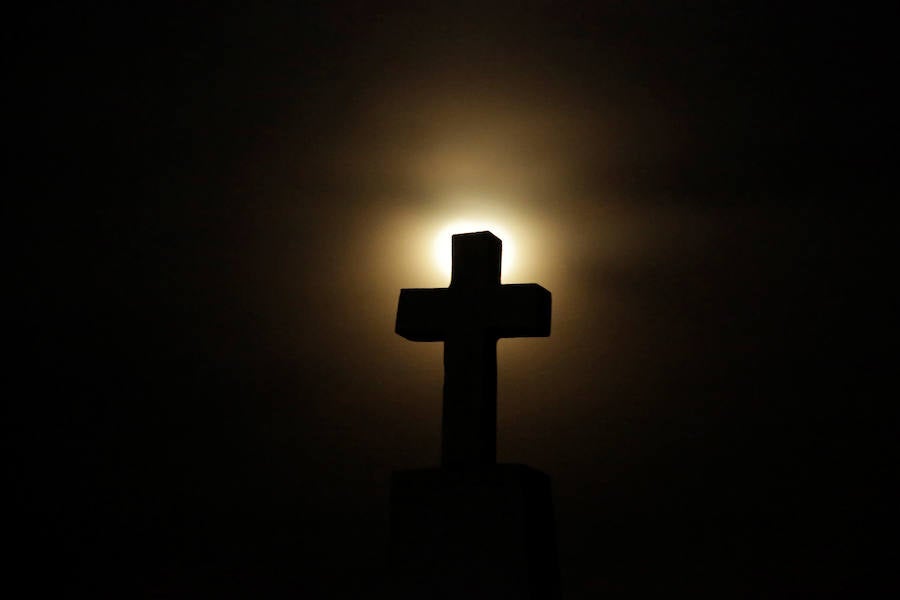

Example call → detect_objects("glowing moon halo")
433 220 516 281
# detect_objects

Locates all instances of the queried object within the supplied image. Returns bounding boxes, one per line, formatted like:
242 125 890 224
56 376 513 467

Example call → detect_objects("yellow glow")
377 196 560 289
433 220 516 281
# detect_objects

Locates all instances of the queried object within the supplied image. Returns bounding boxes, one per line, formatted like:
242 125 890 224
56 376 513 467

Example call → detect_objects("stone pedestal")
390 463 561 599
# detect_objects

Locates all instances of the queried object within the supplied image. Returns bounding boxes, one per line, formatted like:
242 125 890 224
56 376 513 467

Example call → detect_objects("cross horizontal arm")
395 288 451 341
489 284 552 338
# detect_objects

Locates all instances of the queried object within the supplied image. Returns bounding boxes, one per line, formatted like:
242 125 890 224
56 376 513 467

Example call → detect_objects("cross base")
389 464 562 599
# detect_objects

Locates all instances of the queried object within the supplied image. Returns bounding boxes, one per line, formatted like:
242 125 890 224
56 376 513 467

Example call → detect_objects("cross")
395 231 551 467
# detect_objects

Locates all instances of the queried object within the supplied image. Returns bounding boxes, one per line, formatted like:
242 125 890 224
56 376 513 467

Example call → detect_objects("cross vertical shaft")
443 332 497 466
443 232 501 466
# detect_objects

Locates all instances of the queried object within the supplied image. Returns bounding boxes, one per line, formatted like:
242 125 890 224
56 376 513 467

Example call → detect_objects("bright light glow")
433 220 516 280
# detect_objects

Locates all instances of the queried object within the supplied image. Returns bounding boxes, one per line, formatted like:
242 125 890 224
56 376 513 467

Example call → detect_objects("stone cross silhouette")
396 231 551 467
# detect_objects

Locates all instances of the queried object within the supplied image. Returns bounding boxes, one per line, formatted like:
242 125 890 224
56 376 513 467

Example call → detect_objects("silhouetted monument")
391 231 560 599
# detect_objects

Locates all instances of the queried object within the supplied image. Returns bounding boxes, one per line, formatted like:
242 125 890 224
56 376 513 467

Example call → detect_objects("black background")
13 2 891 597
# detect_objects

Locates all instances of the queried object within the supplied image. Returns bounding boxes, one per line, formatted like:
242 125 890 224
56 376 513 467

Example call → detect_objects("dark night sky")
14 2 891 597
